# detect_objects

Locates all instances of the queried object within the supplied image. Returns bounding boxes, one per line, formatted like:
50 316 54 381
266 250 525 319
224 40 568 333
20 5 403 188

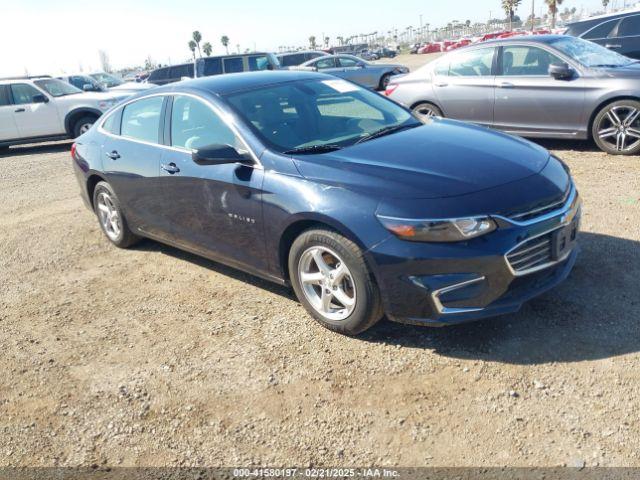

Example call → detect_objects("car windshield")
91 72 124 87
77 75 105 90
224 79 419 153
550 36 635 68
34 79 82 97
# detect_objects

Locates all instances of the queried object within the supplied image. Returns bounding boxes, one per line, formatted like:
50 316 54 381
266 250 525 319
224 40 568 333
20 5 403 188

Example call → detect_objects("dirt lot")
1 70 640 467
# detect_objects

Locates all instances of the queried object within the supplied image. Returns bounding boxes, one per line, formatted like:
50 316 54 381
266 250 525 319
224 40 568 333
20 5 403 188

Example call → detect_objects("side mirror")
32 94 49 104
549 63 575 80
357 62 366 68
192 144 252 166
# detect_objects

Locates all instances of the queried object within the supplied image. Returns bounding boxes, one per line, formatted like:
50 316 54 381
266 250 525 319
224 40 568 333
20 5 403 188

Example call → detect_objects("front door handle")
14 108 25 113
498 82 515 88
105 150 120 160
161 162 180 174
434 82 448 87
605 44 622 49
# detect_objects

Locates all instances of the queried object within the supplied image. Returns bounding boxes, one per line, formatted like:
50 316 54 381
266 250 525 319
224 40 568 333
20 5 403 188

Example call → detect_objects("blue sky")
0 0 623 76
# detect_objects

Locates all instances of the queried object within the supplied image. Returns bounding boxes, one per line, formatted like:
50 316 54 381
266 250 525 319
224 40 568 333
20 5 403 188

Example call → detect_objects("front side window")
91 73 123 88
10 83 44 104
550 36 634 68
0 85 11 106
223 57 244 73
70 75 102 91
338 56 359 67
448 48 495 76
171 96 239 150
248 55 270 71
315 57 337 70
224 79 417 153
33 79 81 97
280 54 304 67
121 96 164 143
501 46 562 76
617 15 640 37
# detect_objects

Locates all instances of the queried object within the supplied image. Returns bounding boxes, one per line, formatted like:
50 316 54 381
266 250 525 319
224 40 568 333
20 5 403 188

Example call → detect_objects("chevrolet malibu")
71 71 580 336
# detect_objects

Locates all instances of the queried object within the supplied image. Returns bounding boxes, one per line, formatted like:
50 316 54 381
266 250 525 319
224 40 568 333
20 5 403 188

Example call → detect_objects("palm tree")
203 42 212 56
502 0 522 31
221 35 230 54
545 0 564 29
309 35 317 49
324 36 330 48
192 31 202 57
602 0 610 11
188 40 197 60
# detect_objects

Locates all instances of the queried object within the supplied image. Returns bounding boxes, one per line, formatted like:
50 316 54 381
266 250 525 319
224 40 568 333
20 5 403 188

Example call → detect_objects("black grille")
507 232 554 273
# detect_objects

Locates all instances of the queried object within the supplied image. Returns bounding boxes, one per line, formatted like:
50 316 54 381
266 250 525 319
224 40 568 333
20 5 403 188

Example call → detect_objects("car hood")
110 82 153 91
292 118 550 200
75 90 128 101
599 62 640 78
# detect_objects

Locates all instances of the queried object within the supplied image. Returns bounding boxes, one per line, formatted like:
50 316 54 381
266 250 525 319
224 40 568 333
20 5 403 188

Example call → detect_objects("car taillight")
70 143 77 160
385 84 399 96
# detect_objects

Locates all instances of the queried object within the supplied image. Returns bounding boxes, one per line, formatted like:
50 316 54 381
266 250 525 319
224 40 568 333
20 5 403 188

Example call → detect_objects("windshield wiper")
284 144 343 155
355 123 420 145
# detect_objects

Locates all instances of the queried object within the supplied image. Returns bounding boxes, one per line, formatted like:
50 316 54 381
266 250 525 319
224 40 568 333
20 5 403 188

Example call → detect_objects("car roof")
150 70 334 96
278 50 327 56
567 6 640 26
476 34 567 47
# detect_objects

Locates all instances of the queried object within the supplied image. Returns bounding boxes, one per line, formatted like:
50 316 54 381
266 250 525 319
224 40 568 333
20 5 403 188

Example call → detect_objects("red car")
419 43 442 54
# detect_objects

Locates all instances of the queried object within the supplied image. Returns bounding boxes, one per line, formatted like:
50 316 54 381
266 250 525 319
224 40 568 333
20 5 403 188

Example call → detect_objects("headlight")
377 215 497 242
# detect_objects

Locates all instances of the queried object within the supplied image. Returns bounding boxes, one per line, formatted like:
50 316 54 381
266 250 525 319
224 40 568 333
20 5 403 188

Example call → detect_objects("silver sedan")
296 54 409 91
386 35 640 155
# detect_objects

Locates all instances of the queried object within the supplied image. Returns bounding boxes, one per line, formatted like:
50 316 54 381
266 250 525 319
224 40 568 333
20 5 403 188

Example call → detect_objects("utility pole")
531 0 535 32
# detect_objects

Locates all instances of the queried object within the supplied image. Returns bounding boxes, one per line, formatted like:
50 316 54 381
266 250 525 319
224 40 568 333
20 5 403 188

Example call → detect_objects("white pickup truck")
0 76 130 150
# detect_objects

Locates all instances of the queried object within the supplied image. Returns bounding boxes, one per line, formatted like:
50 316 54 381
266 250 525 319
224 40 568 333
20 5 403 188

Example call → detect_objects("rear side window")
10 83 42 104
121 96 164 143
169 64 193 79
0 85 11 106
223 57 244 73
448 48 495 76
280 54 304 67
617 15 640 37
583 18 619 39
101 110 120 135
315 57 337 69
248 55 270 71
203 57 223 76
149 68 169 81
338 57 359 67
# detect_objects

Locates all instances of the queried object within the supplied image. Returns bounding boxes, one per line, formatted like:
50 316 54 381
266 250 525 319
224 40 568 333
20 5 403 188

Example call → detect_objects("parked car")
410 43 422 54
0 76 128 150
419 43 443 54
296 54 408 90
565 8 640 59
90 72 153 92
277 50 328 68
373 47 397 58
58 73 151 95
386 35 640 155
148 53 281 86
71 70 580 335
358 50 380 61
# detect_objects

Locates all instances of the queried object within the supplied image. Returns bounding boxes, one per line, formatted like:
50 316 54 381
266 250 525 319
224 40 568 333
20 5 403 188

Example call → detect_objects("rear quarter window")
0 85 11 106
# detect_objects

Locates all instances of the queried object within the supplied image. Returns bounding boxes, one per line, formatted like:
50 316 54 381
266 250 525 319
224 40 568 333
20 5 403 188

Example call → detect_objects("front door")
0 86 19 141
10 83 62 138
157 94 266 272
432 46 497 126
493 45 586 137
336 56 373 88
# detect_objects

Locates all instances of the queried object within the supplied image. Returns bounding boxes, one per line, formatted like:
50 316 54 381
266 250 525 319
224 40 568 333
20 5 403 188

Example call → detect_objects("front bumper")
369 188 581 326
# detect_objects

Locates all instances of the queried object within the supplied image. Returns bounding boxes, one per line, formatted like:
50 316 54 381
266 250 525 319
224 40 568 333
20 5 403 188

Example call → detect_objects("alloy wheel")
297 246 356 321
96 191 121 241
79 122 93 134
413 105 439 121
597 105 640 153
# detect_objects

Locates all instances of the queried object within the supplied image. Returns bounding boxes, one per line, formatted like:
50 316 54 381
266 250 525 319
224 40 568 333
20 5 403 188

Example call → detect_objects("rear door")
579 17 620 50
100 95 168 239
611 15 640 59
336 56 374 87
432 46 497 126
0 85 19 141
10 83 62 137
493 45 586 137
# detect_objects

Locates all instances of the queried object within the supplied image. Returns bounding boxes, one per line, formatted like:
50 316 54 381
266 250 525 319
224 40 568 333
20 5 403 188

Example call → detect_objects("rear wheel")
73 115 98 138
379 73 392 91
289 228 383 336
592 100 640 155
92 181 140 248
412 102 443 122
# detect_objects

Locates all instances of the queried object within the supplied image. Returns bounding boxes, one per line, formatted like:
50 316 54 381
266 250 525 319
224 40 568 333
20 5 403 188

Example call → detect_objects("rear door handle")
434 82 448 87
497 82 515 88
605 44 622 49
105 150 120 160
161 162 180 174
14 108 25 113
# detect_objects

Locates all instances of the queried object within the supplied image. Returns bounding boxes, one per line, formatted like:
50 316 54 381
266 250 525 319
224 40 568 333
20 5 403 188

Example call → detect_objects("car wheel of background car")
288 228 383 336
412 102 443 122
592 100 640 156
379 73 392 91
73 115 98 138
92 181 140 248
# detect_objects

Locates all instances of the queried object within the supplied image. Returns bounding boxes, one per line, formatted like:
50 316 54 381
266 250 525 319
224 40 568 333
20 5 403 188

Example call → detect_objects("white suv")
0 76 129 150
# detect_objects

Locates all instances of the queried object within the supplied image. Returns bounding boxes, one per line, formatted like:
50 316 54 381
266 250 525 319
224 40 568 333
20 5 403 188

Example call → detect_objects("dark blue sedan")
71 71 581 335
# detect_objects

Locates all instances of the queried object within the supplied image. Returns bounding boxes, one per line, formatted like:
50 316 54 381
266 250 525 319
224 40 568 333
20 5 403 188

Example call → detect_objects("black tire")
0 145 10 154
72 115 98 138
92 181 140 248
379 73 392 91
288 228 383 336
412 102 443 122
592 99 640 156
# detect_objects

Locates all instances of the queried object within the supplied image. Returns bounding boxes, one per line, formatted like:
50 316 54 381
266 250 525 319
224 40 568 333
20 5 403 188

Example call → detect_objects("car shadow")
0 141 73 158
532 138 601 153
361 232 640 365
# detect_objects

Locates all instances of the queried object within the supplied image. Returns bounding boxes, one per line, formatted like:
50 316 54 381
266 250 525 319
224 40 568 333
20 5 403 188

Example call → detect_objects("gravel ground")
1 94 640 468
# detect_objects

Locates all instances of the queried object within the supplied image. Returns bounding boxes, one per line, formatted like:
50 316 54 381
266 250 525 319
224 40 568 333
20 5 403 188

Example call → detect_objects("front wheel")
592 100 640 155
289 228 383 336
73 115 98 138
412 102 443 122
379 73 392 91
